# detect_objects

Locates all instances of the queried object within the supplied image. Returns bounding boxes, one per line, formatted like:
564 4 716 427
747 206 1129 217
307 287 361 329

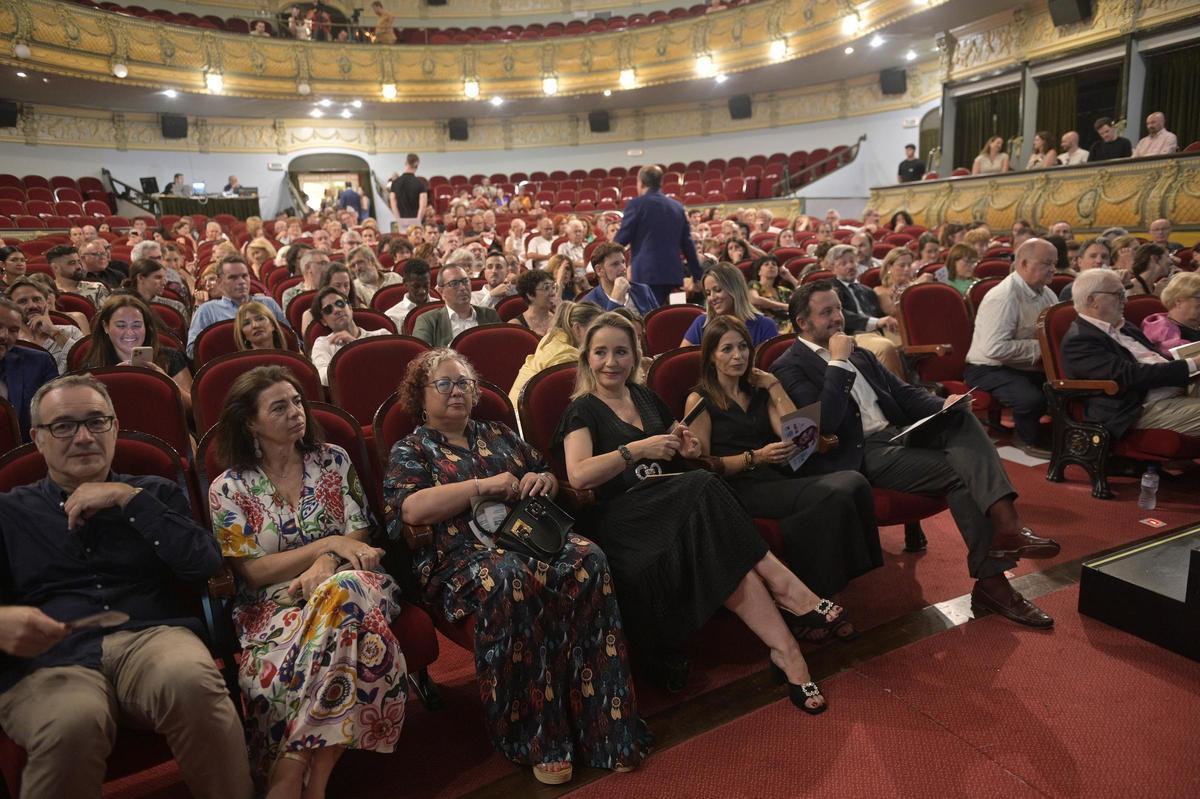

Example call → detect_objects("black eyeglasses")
321 298 348 316
1091 289 1126 299
427 377 476 394
35 415 115 439
442 278 471 290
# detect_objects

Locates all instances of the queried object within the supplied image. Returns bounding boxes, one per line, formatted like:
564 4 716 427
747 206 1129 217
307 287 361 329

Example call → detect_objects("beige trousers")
854 331 905 378
0 625 253 799
1135 384 1200 436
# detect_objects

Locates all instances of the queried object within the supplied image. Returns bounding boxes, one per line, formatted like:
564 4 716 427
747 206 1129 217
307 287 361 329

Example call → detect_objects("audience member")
1142 271 1200 356
234 300 288 351
897 144 925 182
849 231 880 274
1127 243 1170 297
509 268 557 337
825 244 905 377
122 258 189 323
383 259 433 329
412 264 500 347
615 165 703 304
209 366 406 793
1060 238 1111 301
579 242 658 316
7 277 83 373
80 239 128 289
771 282 1060 628
972 136 1010 174
965 239 1059 456
0 374 254 798
681 261 779 348
1057 131 1089 166
1048 220 1073 241
1063 269 1199 438
558 312 839 709
347 244 400 304
525 216 556 269
48 245 108 308
0 297 57 438
282 249 332 311
943 244 979 295
876 246 932 318
747 254 794 333
1132 112 1179 158
1025 131 1057 169
471 247 517 308
248 19 270 37
300 262 364 333
0 246 28 287
186 256 288 356
86 295 193 410
1089 117 1132 161
508 301 603 405
244 237 277 278
1148 218 1183 254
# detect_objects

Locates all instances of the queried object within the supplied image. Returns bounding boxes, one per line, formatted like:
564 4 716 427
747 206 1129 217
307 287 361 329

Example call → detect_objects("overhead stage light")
205 72 223 93
381 83 397 99
770 39 787 61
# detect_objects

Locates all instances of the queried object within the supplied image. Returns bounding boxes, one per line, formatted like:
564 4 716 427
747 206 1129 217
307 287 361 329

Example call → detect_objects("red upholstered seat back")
517 363 577 480
900 282 973 384
191 350 323 435
646 346 701 420
329 335 429 427
967 277 1002 315
78 367 191 459
450 323 540 393
1123 295 1166 328
1038 301 1076 382
754 334 794 371
644 305 703 356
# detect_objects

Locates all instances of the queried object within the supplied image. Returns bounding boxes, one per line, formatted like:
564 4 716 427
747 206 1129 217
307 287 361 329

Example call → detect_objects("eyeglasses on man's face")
36 415 115 439
427 377 476 394
441 278 471 290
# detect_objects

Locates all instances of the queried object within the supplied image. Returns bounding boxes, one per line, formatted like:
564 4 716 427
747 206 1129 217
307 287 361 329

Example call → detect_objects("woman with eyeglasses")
85 294 193 411
384 349 650 786
209 365 407 797
509 268 558 338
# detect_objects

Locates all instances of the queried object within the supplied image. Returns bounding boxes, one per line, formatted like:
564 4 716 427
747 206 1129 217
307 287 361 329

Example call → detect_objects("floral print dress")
383 420 647 770
210 443 408 779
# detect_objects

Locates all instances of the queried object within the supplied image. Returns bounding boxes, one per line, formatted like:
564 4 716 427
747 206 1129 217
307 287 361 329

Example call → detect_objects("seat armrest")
1050 378 1119 396
818 434 839 453
556 484 595 514
207 563 236 600
902 343 951 358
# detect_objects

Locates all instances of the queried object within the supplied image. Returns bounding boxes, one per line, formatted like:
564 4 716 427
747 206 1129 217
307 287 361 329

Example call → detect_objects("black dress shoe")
971 578 1054 629
988 527 1061 560
904 525 928 553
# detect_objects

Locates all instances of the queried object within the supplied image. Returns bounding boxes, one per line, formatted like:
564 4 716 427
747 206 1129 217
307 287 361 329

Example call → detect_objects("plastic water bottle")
1137 465 1159 510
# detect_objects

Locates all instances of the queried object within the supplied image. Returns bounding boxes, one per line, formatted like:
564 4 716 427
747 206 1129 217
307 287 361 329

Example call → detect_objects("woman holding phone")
85 295 193 411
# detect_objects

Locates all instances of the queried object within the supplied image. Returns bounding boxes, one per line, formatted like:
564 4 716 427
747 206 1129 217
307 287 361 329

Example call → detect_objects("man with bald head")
1133 112 1178 158
1063 268 1200 438
1148 218 1183 254
1057 131 1088 166
966 239 1060 456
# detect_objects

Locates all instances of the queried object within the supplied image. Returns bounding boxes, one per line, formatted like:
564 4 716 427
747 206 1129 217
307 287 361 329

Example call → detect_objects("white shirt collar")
798 336 831 360
447 304 476 322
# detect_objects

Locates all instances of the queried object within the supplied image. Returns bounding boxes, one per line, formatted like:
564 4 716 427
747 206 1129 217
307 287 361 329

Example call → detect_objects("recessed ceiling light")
770 39 787 61
15 71 27 78
695 55 715 78
714 73 728 84
490 95 504 106
381 83 397 99
844 46 855 55
162 89 178 98
13 43 32 59
351 99 362 108
619 68 636 89
340 109 352 119
310 109 324 118
205 72 223 93
841 15 860 36
542 76 558 95
318 98 332 107
905 49 918 61
603 89 612 97
41 77 48 83
464 79 480 98
870 35 884 48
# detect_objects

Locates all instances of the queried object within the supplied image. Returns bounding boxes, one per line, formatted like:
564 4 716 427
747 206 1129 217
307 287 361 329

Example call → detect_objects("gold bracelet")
744 451 755 471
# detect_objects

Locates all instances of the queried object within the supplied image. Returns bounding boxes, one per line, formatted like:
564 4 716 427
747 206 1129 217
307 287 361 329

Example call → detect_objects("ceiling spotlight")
603 89 612 97
619 68 636 88
16 71 27 78
841 15 860 36
162 89 178 98
13 43 32 59
464 79 480 98
870 35 884 48
490 95 504 106
381 83 397 99
769 39 787 61
310 109 324 118
111 63 128 79
318 98 332 107
340 108 352 119
297 82 311 96
695 54 715 78
41 77 48 83
844 46 855 55
542 76 558 95
905 49 918 61
351 99 362 108
205 72 223 93
714 73 728 84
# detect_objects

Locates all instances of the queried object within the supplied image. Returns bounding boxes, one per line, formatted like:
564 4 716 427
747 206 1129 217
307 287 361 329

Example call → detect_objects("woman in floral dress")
383 348 648 786
209 365 408 798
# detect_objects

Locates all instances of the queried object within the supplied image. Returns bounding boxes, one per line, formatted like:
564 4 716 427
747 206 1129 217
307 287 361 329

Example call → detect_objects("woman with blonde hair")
1142 271 1200 356
508 300 604 405
875 246 932 317
235 299 289 350
347 244 401 304
244 237 277 279
681 261 778 347
972 136 1010 175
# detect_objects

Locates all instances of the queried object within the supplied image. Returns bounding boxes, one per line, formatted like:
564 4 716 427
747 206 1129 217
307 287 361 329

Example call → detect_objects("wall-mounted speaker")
1048 0 1092 26
161 114 188 139
880 68 907 96
0 101 20 129
728 95 752 120
448 118 469 141
588 110 610 133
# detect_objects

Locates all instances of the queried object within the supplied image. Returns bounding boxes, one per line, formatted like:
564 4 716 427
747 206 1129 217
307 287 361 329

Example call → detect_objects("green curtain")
954 86 1020 169
1144 43 1200 149
1036 74 1077 150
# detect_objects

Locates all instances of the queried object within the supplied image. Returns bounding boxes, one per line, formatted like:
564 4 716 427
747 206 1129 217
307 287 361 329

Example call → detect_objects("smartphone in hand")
130 347 153 368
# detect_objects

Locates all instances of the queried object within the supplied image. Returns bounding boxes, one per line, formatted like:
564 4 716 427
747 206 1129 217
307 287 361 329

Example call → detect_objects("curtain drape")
954 86 1020 169
1144 43 1200 149
1036 74 1077 152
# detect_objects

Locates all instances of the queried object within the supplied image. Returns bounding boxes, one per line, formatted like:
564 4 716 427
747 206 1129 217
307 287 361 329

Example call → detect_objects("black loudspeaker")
0 101 19 128
1048 0 1092 26
448 118 469 141
728 95 752 120
880 68 907 95
426 0 447 5
588 110 610 133
161 114 188 139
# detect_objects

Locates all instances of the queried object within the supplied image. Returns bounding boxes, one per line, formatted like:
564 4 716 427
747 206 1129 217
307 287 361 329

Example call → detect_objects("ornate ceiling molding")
0 0 950 101
0 60 940 154
177 0 681 21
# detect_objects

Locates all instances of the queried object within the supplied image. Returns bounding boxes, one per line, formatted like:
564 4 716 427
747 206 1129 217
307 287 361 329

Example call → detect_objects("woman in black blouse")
683 316 882 608
85 294 193 411
556 313 848 714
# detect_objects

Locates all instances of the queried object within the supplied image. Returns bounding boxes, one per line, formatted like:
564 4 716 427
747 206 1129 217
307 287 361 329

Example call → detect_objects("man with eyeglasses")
1062 269 1200 438
185 255 288 357
965 239 1060 458
47 244 109 310
80 238 128 290
412 264 500 348
0 374 254 798
280 249 331 312
0 297 58 439
309 287 389 385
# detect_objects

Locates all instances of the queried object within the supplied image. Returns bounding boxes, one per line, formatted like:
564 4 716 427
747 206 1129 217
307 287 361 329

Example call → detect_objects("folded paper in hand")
889 389 974 442
780 402 821 471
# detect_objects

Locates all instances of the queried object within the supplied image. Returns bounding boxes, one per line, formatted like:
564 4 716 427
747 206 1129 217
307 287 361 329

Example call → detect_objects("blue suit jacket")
1 346 60 441
578 282 660 316
614 189 701 287
770 340 943 473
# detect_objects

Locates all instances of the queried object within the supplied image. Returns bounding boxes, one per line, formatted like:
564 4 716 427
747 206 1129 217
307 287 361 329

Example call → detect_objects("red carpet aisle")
566 586 1200 799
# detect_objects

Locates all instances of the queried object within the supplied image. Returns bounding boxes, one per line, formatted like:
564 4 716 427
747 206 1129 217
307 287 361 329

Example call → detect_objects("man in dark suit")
827 244 904 376
0 299 59 440
770 281 1061 628
1062 269 1200 437
614 165 702 306
412 264 501 348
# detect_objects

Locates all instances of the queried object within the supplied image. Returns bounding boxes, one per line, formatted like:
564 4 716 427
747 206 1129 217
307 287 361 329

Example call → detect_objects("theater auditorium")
0 0 1198 797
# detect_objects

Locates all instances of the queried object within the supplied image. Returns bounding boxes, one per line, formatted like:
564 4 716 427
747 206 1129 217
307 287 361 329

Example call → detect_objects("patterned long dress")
210 443 408 779
383 420 647 770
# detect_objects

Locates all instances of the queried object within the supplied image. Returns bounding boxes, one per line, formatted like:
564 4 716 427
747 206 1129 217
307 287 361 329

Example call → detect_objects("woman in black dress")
556 313 849 714
683 316 882 620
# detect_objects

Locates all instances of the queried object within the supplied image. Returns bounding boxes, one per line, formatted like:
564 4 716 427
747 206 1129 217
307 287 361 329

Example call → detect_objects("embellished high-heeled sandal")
778 598 858 644
769 663 828 715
